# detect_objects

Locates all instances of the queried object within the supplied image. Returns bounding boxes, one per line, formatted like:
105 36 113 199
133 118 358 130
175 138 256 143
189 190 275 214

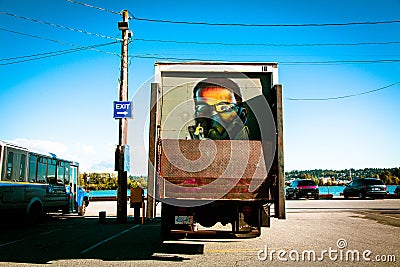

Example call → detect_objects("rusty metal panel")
158 139 268 200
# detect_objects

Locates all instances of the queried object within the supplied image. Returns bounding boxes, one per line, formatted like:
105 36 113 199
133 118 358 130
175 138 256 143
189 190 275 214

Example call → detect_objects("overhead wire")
128 54 400 65
65 0 121 15
2 1 399 101
133 38 400 47
0 11 121 41
285 82 400 101
280 59 400 65
64 0 400 28
130 14 400 27
0 27 120 57
0 42 118 66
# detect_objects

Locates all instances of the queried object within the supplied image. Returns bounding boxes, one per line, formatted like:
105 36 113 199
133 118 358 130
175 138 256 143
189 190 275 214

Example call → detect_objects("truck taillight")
177 207 188 215
242 205 252 216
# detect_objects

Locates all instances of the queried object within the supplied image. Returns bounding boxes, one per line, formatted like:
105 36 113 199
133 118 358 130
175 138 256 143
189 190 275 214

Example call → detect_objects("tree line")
285 167 400 185
79 172 148 190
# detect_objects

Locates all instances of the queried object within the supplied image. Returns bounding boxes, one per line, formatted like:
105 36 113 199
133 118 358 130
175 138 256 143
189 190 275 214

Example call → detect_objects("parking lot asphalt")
0 199 399 266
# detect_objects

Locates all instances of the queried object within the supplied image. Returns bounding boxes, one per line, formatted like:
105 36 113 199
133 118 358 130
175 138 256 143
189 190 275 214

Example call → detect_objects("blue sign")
124 145 130 173
113 101 133 119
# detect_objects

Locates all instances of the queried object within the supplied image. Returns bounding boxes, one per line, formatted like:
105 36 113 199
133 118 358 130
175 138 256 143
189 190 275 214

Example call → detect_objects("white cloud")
9 138 68 158
7 138 146 175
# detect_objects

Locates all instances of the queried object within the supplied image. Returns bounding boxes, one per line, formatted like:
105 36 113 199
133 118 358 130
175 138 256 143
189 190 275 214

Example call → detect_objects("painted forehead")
196 86 236 103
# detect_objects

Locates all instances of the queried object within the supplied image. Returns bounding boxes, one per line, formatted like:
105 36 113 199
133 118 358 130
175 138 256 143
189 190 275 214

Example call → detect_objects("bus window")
19 154 26 182
65 162 70 185
57 161 65 185
28 154 37 183
6 151 14 181
47 159 56 184
37 157 47 183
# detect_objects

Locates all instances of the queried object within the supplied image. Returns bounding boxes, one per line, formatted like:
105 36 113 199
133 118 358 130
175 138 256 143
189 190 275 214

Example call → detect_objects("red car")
285 179 319 200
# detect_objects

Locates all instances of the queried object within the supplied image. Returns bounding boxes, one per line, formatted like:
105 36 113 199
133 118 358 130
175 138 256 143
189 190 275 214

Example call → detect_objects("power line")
133 38 400 47
285 82 400 101
0 27 71 45
0 27 120 57
0 42 118 66
280 59 400 65
128 54 400 65
130 14 400 27
65 0 121 15
64 1 400 28
0 11 121 41
0 41 117 62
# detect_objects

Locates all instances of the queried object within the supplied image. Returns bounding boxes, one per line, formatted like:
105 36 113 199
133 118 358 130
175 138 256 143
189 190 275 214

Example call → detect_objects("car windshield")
298 180 316 186
364 179 384 185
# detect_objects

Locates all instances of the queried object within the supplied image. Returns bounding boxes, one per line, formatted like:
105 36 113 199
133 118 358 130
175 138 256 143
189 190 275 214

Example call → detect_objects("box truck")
147 62 285 238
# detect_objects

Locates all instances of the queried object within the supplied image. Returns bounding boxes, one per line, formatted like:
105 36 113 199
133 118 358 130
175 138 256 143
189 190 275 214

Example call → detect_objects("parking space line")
0 239 24 248
80 224 140 254
0 229 58 248
205 248 258 253
38 229 58 236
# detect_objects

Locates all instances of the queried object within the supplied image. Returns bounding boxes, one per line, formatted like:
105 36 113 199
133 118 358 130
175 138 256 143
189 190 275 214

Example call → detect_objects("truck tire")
160 203 172 240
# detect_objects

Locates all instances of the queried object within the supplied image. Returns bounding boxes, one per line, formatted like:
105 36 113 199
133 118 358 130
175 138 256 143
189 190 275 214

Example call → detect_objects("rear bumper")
366 191 387 197
297 189 319 198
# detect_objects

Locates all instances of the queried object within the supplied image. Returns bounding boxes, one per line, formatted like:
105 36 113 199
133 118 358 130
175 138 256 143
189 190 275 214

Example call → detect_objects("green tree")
379 171 393 185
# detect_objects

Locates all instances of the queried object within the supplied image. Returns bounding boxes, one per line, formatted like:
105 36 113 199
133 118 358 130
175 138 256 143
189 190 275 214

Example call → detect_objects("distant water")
87 186 397 197
317 185 397 196
89 189 148 197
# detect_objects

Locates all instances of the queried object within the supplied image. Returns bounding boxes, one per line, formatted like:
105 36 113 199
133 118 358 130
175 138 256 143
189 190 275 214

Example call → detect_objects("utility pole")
116 10 130 223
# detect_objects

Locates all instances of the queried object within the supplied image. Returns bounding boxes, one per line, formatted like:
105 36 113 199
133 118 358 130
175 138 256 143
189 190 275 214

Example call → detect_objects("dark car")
343 178 387 199
394 186 400 198
285 179 319 200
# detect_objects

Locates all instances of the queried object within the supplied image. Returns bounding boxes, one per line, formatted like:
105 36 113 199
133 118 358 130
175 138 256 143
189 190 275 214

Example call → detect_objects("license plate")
307 192 312 195
372 187 379 191
175 216 192 225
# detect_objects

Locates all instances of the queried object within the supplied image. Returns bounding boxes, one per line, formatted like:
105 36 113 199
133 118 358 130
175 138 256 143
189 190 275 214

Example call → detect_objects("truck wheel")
160 204 172 240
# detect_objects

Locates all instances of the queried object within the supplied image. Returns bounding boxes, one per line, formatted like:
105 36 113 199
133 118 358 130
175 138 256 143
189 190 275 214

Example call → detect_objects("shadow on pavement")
0 214 204 264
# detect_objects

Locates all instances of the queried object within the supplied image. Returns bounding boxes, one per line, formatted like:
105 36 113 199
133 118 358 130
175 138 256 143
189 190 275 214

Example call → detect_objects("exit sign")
113 101 133 119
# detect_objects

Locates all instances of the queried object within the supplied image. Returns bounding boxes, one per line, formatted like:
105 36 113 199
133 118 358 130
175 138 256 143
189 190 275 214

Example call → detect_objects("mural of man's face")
194 86 237 125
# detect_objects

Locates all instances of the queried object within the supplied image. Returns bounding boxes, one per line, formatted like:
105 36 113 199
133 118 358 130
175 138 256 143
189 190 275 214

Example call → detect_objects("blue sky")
0 0 399 174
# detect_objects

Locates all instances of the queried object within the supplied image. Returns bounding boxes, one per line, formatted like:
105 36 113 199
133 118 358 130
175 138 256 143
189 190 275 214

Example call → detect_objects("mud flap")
261 204 270 227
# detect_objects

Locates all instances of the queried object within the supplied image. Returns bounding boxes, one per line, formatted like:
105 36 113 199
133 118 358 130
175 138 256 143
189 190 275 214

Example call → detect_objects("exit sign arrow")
113 101 133 119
